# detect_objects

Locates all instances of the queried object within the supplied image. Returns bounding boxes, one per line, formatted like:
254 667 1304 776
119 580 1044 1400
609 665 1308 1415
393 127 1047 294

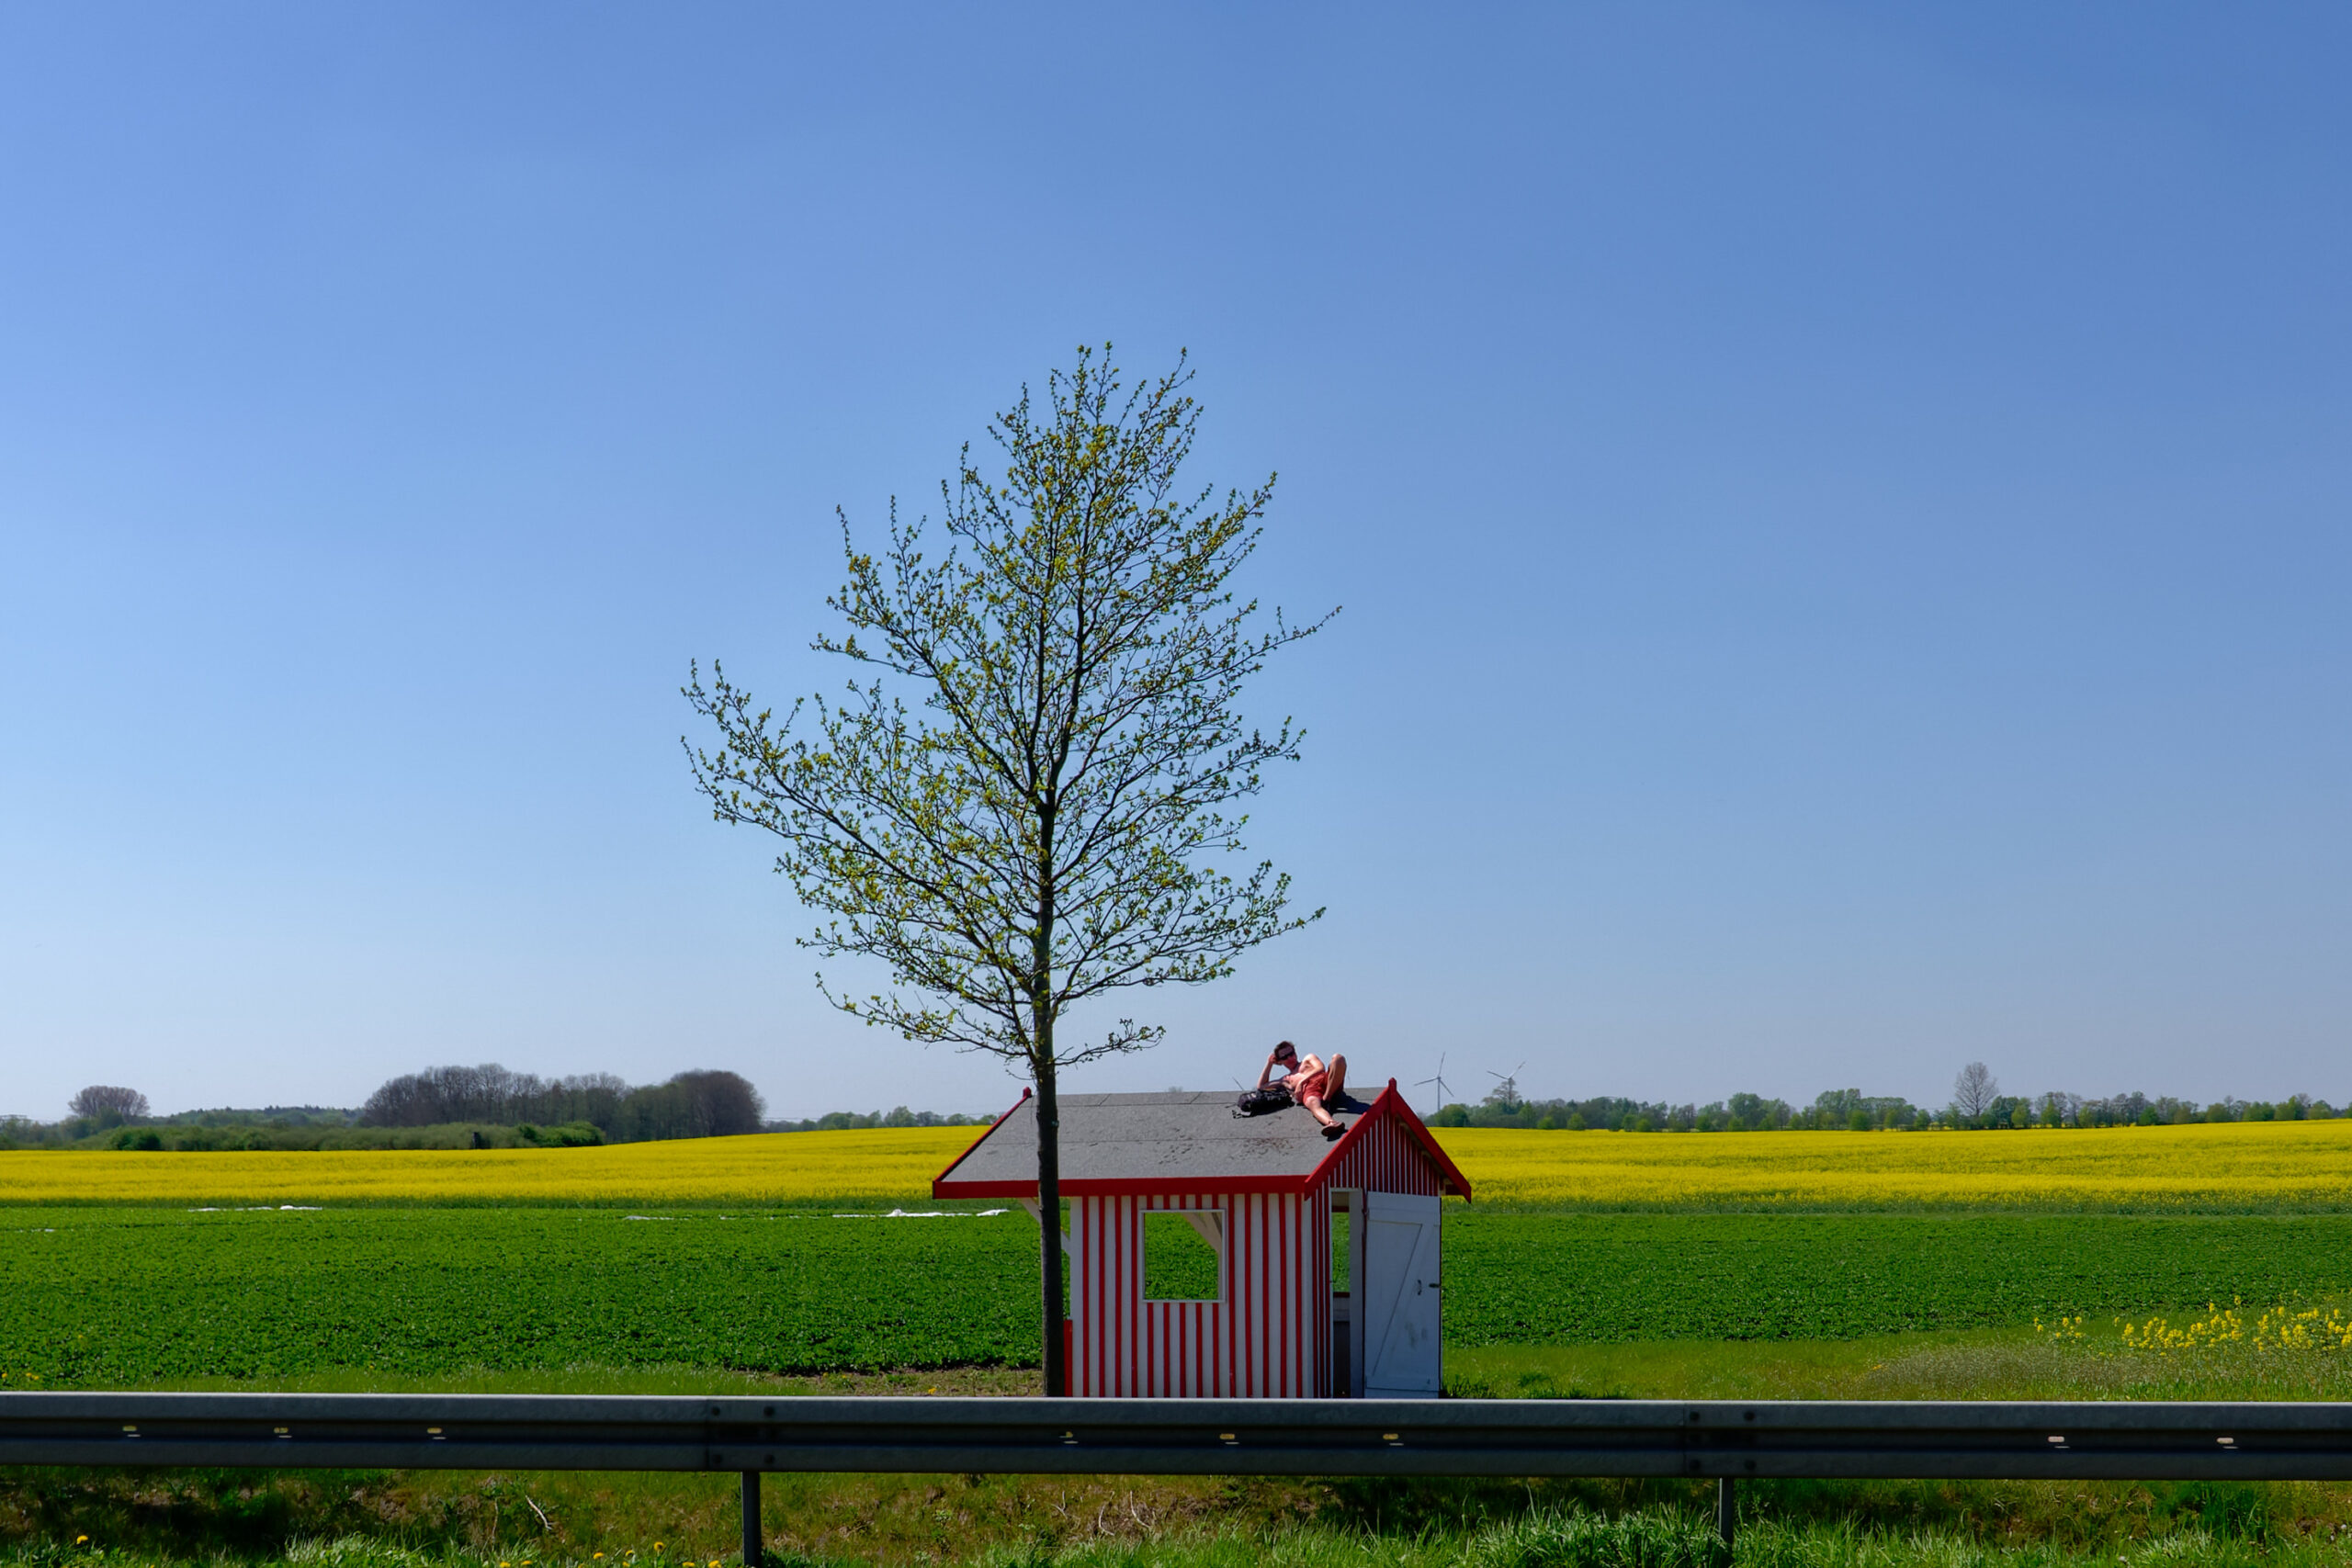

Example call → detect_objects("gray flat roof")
934 1089 1385 1193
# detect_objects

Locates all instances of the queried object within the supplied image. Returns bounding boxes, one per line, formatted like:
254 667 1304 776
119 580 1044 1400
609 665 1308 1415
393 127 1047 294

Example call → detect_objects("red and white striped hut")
933 1080 1472 1400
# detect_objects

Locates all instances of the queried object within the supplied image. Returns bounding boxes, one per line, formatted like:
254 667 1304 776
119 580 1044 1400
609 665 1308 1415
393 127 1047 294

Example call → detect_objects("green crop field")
1443 1213 2352 1345
9 1206 2352 1388
0 1207 1038 1385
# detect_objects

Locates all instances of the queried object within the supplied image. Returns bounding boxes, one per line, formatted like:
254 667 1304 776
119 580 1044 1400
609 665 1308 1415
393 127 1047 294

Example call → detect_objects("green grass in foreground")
4 1472 2350 1568
1445 1322 2352 1403
6 1333 2351 1567
7 1336 2352 1565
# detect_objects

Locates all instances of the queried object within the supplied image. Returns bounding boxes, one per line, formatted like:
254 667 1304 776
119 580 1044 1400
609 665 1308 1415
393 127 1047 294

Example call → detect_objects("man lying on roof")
1258 1040 1350 1139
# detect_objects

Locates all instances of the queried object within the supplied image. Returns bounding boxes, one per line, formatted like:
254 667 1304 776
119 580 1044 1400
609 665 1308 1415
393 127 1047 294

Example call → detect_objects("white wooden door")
1359 1191 1442 1398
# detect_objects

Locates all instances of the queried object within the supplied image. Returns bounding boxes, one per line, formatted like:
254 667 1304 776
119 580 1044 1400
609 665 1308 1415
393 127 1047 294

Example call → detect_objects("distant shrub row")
766 1105 989 1133
1431 1088 2342 1133
96 1120 609 1153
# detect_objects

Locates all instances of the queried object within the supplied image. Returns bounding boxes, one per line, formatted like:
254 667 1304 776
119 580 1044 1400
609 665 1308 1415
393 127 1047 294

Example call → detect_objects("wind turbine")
1416 1054 1457 1108
1487 1060 1529 1103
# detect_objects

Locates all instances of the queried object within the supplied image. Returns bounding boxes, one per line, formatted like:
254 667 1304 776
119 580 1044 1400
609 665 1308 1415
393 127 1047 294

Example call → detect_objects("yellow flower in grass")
2120 1298 2352 1357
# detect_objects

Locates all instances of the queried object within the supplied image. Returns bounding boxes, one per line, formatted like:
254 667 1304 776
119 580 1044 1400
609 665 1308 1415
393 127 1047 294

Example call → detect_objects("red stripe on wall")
1279 1192 1294 1396
1073 1178 1364 1399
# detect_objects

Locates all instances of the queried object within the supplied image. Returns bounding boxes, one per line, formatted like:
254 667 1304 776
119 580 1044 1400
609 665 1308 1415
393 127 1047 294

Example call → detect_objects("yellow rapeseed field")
1439 1118 2352 1210
0 1127 985 1206
0 1117 2346 1208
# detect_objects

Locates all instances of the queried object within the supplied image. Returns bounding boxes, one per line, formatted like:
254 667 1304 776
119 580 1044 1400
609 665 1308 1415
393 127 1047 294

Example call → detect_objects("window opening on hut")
1331 1192 1355 1293
1143 1210 1224 1302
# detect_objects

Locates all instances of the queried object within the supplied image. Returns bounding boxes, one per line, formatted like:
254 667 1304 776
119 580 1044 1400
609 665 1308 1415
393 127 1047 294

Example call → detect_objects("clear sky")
2 4 2346 1123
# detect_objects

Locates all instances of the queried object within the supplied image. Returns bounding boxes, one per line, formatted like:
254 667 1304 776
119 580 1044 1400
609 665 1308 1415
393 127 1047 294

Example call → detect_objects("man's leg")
1326 1055 1348 1104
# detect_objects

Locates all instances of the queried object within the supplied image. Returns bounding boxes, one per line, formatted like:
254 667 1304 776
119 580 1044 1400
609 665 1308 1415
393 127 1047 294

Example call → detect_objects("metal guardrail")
3 1394 2347 1559
7 1393 2352 1480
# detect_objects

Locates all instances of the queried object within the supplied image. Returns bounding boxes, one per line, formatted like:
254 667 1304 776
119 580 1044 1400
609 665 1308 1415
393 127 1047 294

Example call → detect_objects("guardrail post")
741 1470 761 1568
1716 1475 1735 1550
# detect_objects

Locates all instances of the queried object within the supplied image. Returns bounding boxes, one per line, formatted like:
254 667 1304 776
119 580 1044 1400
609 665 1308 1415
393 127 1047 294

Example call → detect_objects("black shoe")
1321 1120 1346 1139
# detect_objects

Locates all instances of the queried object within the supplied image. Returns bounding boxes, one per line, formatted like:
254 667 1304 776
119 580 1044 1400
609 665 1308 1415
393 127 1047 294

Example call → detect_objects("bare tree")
68 1085 150 1122
1951 1061 2000 1120
619 1070 767 1140
686 346 1329 1394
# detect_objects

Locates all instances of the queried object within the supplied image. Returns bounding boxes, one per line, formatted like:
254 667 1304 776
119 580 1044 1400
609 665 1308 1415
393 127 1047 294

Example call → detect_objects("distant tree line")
357 1064 765 1141
767 1106 989 1133
0 1076 997 1150
20 1057 2332 1149
1427 1089 1930 1133
1429 1065 2340 1133
1 1072 1000 1150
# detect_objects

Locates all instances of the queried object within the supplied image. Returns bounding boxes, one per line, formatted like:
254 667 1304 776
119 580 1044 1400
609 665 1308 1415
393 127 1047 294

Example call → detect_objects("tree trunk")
1034 1050 1068 1397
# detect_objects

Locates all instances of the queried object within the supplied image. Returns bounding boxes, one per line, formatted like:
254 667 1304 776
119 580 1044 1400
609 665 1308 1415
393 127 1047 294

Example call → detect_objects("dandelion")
75 1537 89 1546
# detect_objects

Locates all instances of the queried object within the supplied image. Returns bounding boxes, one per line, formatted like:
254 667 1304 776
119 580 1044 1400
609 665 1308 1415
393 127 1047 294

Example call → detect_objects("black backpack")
1232 1087 1289 1118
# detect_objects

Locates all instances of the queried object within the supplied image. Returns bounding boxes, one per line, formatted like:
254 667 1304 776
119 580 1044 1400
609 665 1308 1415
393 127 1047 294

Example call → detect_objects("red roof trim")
929 1088 1031 1199
1306 1079 1475 1201
926 1079 1474 1201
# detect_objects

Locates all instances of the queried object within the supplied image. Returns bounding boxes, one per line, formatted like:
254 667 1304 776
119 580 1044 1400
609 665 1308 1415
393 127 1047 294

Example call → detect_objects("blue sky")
2 4 2346 1122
